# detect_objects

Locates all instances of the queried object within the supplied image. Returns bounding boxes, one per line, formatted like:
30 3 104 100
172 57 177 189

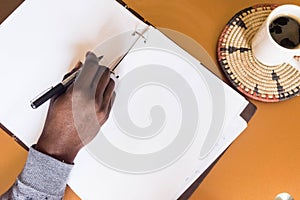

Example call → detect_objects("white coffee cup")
252 5 300 70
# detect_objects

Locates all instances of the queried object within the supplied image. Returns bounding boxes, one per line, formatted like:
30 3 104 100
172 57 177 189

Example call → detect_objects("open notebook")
0 0 256 199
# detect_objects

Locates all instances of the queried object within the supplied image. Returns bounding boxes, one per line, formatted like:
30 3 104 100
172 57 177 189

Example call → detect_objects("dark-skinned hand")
35 52 116 164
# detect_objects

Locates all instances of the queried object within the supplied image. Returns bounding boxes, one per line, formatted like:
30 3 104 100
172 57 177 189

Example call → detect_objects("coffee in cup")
269 15 300 49
252 4 300 70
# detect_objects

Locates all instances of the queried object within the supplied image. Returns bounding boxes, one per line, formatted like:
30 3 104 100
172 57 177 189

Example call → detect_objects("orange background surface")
1 0 300 199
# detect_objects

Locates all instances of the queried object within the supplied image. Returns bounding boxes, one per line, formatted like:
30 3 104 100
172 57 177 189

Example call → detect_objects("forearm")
0 147 73 200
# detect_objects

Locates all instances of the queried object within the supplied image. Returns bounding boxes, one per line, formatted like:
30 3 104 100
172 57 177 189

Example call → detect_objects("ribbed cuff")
18 147 73 197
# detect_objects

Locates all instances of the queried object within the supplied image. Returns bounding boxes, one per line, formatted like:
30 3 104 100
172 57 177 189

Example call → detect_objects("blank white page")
68 26 249 200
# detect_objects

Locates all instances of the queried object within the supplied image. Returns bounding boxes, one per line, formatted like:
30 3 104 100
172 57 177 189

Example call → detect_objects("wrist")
34 143 79 164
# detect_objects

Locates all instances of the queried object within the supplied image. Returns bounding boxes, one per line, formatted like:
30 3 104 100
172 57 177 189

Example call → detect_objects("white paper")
0 0 147 145
68 27 249 199
0 1 250 200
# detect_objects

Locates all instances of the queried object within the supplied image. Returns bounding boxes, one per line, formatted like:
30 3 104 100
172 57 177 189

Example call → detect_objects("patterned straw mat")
217 4 300 102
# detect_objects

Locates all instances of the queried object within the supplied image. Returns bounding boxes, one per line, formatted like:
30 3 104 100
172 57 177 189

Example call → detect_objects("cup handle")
287 56 300 72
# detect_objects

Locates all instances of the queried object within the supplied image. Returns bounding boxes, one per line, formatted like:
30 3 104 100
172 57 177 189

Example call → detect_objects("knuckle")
102 67 110 77
99 102 108 112
103 112 110 122
98 110 107 120
109 79 116 88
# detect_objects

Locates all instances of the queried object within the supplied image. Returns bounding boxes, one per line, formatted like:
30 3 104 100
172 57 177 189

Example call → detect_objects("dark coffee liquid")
269 16 300 49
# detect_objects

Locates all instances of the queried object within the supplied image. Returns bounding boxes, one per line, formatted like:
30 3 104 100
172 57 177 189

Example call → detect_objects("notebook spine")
116 0 127 7
240 102 257 123
115 0 153 26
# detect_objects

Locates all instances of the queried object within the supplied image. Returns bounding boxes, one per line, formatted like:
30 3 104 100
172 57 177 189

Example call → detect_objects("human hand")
35 52 116 164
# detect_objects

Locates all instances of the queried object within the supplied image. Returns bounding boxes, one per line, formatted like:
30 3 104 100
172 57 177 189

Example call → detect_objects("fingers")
108 92 116 112
52 62 82 102
69 51 116 124
98 78 115 112
63 61 82 81
110 92 116 111
95 67 111 102
76 51 102 90
101 91 116 124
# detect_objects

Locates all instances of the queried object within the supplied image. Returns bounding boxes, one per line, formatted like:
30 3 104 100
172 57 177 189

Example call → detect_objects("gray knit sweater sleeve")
0 147 73 200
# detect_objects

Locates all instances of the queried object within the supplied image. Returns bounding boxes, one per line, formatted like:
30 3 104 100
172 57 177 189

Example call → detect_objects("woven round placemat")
217 4 300 102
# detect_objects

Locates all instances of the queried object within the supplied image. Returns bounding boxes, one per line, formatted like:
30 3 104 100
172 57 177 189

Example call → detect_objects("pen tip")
98 55 104 60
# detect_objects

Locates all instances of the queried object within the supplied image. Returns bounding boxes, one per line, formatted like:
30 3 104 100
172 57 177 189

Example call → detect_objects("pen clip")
62 70 80 86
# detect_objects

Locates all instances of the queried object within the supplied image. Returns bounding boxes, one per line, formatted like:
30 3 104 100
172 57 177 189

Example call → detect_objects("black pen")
30 68 81 109
30 55 104 109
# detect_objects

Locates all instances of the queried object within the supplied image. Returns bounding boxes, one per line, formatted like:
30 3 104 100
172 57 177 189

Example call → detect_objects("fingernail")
110 72 118 82
110 72 118 90
98 55 104 60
